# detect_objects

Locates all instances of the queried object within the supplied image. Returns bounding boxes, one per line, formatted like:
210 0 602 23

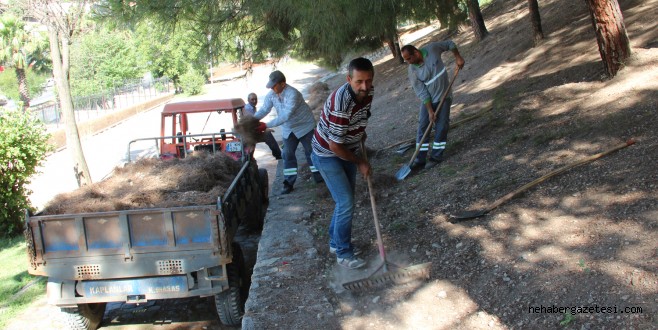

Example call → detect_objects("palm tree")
0 14 32 110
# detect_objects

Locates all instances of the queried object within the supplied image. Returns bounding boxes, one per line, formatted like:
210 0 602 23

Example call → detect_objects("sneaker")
281 182 293 194
337 255 366 269
330 246 363 256
425 158 442 169
410 161 425 171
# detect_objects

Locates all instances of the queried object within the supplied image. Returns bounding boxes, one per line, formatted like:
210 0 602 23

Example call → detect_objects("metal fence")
30 77 172 128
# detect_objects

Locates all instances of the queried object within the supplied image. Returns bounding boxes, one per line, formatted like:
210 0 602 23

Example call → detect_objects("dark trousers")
415 97 452 163
282 130 322 187
263 131 282 159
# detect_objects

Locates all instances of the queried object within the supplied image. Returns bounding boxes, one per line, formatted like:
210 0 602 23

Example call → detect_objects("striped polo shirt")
312 82 373 157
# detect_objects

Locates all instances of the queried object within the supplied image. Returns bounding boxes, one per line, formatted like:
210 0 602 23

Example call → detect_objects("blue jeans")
415 97 452 163
282 130 321 186
311 152 358 258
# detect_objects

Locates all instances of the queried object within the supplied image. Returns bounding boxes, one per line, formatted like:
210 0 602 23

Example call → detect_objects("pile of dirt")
306 81 330 120
40 152 240 215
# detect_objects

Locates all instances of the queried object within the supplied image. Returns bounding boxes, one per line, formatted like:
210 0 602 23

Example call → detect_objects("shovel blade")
395 143 415 155
451 209 488 220
395 165 411 181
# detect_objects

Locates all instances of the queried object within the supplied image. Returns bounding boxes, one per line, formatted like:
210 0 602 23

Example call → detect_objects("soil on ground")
294 0 657 329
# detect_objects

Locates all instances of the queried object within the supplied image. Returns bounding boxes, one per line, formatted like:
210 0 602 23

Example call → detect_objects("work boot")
312 172 324 184
425 157 442 169
281 181 294 194
410 161 425 171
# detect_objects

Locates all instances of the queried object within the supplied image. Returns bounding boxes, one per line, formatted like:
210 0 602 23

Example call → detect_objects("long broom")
342 141 432 291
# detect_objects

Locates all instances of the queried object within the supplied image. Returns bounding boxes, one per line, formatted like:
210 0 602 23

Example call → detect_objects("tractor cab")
159 98 247 160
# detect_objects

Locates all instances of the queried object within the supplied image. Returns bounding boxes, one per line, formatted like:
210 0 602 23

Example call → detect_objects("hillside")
300 0 656 328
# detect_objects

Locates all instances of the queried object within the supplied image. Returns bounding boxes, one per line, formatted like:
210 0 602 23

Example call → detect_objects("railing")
29 77 173 128
126 131 245 162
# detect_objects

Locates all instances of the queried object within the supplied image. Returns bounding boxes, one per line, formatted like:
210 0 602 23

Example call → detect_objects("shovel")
342 141 432 291
451 139 636 220
395 68 460 181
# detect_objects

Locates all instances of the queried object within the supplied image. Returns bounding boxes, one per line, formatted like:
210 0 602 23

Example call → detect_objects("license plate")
225 141 242 152
80 276 187 298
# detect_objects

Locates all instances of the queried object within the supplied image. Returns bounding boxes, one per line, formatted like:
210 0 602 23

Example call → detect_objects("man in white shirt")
254 71 324 194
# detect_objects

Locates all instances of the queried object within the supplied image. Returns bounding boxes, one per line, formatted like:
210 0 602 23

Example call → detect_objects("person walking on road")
244 92 282 160
401 41 465 170
311 57 374 269
254 70 323 194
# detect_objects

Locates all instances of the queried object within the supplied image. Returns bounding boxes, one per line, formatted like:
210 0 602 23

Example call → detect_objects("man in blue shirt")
254 70 323 194
244 92 282 160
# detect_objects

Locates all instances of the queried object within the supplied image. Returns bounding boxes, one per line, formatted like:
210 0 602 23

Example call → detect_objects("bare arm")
453 48 465 69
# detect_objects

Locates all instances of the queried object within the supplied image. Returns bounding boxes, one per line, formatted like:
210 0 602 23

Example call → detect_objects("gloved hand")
256 121 267 133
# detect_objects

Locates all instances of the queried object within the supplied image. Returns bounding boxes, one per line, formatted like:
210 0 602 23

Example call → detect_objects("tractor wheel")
214 244 247 326
243 169 266 233
59 303 106 330
258 168 269 204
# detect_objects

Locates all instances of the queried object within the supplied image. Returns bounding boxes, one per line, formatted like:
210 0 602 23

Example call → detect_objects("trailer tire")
258 168 269 204
214 244 246 326
60 303 106 330
243 169 266 233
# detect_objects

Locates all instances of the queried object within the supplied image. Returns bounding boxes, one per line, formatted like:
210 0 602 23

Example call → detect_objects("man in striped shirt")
311 57 374 270
254 70 323 194
401 41 465 170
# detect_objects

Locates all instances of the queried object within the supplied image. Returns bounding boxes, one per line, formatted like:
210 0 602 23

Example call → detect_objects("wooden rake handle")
487 139 636 212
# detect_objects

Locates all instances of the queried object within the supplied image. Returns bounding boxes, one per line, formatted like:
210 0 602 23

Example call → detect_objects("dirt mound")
40 152 240 215
306 81 330 119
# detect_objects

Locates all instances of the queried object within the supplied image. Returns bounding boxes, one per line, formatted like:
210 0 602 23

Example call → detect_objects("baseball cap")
266 70 286 88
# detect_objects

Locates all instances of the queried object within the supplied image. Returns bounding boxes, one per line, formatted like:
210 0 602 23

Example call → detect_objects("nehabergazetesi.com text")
528 305 643 315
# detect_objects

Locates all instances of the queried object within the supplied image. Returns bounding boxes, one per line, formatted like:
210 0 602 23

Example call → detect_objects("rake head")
342 262 432 291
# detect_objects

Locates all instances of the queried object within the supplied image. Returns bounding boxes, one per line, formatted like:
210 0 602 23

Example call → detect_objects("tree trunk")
528 0 544 46
48 28 92 187
15 67 30 110
466 0 488 41
394 35 403 64
584 0 631 77
385 38 396 57
385 34 404 64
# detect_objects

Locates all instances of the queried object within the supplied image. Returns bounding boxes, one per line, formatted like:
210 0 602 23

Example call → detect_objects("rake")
342 142 432 291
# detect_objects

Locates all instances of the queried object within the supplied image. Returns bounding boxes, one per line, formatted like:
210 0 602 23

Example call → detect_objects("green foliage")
0 109 52 237
70 25 145 97
0 235 46 329
93 0 474 69
559 312 576 326
0 69 49 102
179 67 205 96
0 14 29 70
132 19 204 85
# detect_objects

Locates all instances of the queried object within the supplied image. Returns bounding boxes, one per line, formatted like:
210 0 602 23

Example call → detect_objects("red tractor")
158 98 247 160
